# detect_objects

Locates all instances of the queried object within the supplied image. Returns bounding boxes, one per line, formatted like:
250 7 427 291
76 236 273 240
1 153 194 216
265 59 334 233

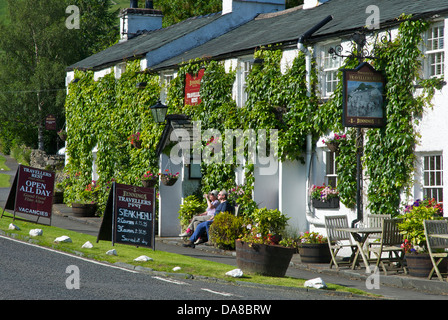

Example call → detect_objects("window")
320 43 342 97
423 155 443 202
160 72 173 104
326 151 337 187
237 58 252 107
425 24 445 77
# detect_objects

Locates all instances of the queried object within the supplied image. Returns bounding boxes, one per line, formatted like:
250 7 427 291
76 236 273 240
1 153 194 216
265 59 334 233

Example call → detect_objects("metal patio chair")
424 219 448 282
371 218 407 275
324 215 357 269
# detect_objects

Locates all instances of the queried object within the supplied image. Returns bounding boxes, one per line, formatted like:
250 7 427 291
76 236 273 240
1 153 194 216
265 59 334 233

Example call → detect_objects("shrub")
178 195 205 229
209 212 245 250
250 207 290 239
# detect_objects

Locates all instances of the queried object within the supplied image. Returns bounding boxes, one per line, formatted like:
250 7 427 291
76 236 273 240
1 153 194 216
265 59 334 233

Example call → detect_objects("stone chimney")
119 0 163 41
222 0 285 15
303 0 330 10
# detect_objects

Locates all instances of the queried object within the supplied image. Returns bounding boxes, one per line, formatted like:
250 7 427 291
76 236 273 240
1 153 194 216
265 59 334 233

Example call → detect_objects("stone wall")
30 149 65 171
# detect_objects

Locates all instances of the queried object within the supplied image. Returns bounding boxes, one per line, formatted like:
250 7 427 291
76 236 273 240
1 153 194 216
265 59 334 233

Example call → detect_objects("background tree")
154 0 303 27
0 0 117 153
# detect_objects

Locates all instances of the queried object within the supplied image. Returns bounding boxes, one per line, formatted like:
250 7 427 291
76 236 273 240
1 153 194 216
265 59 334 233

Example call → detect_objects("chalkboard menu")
1 165 55 224
97 182 155 249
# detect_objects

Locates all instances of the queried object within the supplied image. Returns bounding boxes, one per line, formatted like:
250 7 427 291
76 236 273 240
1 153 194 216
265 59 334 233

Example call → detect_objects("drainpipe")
297 15 333 228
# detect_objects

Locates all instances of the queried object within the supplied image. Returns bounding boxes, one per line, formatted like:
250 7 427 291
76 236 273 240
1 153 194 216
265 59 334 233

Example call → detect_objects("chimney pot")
145 0 154 9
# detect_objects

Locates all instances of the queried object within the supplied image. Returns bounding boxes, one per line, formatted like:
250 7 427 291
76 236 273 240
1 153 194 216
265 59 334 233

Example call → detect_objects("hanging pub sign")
45 114 57 131
97 182 156 249
342 62 386 128
1 165 55 224
184 68 204 106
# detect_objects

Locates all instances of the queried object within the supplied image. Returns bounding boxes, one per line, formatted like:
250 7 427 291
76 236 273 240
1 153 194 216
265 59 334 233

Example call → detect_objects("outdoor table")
428 234 448 239
334 227 382 273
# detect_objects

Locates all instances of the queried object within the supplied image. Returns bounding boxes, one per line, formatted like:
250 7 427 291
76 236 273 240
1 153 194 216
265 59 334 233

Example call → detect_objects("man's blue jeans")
189 220 212 242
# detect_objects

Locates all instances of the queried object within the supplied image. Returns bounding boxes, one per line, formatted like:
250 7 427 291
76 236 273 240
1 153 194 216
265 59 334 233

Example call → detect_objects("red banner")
185 69 204 105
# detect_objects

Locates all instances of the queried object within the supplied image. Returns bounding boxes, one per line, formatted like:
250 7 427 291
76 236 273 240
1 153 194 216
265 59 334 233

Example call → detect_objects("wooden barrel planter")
235 240 295 277
53 191 64 204
142 179 157 188
405 253 447 277
71 203 97 217
298 243 331 263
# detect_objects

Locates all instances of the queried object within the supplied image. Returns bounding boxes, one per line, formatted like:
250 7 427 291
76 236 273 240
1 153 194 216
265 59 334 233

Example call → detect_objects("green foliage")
364 16 440 216
178 195 205 229
398 204 442 251
64 60 161 214
249 207 290 238
209 212 245 250
0 0 118 152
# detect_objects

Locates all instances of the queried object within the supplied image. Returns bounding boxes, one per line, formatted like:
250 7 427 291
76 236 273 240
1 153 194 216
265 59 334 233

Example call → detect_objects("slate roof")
151 0 448 70
67 12 223 71
68 0 448 72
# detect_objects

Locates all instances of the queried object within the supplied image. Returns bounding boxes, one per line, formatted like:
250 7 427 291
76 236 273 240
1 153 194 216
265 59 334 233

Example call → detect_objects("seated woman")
179 190 219 237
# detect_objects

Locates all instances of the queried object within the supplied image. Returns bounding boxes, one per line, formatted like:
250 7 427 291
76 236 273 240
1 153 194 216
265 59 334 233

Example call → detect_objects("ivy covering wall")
64 16 442 217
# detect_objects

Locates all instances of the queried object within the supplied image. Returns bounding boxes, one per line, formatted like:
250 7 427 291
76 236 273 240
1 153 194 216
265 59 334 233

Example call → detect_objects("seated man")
182 189 234 248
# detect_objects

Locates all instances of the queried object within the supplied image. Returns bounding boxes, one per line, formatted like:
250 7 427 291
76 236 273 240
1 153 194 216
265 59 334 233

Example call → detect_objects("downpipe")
298 16 333 229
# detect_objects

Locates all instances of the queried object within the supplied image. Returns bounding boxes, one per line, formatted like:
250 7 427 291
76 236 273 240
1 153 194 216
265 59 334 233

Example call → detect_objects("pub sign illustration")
342 62 386 128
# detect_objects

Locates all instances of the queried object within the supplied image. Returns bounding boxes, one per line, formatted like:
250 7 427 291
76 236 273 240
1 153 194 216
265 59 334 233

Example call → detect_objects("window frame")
424 22 445 78
422 153 444 203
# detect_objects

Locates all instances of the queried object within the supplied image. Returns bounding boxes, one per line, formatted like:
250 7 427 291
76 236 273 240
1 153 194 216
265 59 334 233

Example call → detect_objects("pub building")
66 0 448 255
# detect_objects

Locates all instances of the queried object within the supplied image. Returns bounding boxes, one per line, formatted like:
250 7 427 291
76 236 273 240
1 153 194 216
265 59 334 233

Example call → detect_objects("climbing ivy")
365 16 441 216
64 60 161 213
64 15 442 218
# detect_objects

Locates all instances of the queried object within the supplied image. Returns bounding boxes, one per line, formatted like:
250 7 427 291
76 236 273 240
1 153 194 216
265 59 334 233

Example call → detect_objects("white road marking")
152 276 190 285
0 234 139 273
201 288 236 297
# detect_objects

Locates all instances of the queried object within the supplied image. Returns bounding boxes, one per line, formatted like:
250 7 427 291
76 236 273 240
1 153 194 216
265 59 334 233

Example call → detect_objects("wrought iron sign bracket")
328 28 392 61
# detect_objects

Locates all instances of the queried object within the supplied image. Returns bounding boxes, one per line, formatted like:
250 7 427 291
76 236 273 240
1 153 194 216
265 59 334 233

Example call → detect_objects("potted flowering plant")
159 169 180 186
236 208 294 277
309 184 339 209
398 198 444 277
322 132 346 153
297 231 331 263
71 180 99 217
128 132 141 149
141 170 158 188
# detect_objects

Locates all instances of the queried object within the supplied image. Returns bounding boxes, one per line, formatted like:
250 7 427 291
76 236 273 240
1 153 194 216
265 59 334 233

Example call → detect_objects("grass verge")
0 212 379 298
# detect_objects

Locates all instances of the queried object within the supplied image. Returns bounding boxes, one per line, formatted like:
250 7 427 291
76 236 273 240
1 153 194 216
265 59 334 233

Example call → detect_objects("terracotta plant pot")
235 240 295 277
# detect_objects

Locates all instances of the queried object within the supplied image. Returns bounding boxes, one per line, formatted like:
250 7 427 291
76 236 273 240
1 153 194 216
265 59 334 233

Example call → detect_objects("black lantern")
150 100 168 123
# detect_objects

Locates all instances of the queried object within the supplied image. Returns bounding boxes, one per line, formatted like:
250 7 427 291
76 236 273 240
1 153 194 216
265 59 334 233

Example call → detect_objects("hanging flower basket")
132 140 142 149
325 142 339 153
159 170 179 186
161 175 178 186
128 132 141 149
57 130 67 141
142 179 157 188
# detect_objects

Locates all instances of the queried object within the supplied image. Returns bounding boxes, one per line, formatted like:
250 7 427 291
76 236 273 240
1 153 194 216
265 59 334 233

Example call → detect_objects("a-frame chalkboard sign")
0 165 55 225
97 182 155 250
